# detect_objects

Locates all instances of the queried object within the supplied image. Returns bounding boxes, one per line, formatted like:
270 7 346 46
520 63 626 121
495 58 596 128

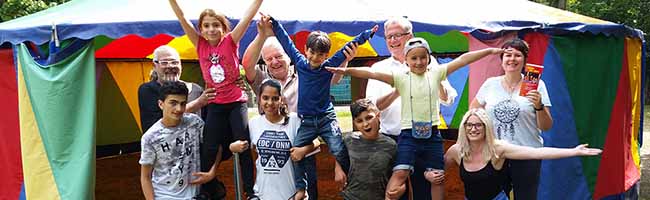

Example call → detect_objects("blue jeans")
304 155 318 199
394 128 444 171
293 111 349 190
383 133 430 200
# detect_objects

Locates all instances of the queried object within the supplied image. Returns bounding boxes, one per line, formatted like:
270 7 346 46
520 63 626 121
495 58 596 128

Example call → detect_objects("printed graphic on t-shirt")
153 130 197 188
493 99 520 140
209 53 225 83
139 114 203 199
257 130 292 174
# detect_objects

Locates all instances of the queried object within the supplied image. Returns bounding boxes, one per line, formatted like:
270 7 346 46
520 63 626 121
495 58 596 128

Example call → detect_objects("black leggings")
200 102 254 196
503 159 541 200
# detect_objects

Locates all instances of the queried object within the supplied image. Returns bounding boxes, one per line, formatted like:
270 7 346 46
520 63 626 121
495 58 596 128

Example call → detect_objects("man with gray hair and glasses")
138 45 216 133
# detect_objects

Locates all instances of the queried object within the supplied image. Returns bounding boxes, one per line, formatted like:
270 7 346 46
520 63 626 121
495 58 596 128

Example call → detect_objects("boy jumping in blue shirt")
260 14 378 199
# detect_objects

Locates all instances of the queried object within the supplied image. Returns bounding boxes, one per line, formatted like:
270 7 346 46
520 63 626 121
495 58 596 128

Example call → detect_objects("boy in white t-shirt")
139 81 210 200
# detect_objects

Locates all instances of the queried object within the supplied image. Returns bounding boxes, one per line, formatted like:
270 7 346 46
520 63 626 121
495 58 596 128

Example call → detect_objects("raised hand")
257 12 273 37
495 47 510 54
343 42 359 62
370 24 379 34
525 90 543 109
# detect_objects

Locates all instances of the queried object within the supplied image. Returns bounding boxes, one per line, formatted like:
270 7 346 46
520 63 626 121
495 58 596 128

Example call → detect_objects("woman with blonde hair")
444 108 601 200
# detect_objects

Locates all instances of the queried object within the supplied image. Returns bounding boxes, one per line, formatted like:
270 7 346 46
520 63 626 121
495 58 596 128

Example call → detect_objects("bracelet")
534 106 544 111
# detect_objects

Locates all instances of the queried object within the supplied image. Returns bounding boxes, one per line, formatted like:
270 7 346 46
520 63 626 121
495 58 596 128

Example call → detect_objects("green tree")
0 0 70 22
532 0 649 41
568 0 649 37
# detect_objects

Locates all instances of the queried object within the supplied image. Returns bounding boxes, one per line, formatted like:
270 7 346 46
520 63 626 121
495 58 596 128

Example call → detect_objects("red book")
520 63 544 96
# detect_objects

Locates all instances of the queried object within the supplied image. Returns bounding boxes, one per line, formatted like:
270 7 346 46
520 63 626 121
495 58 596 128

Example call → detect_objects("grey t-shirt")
341 133 397 200
139 113 204 199
186 82 203 116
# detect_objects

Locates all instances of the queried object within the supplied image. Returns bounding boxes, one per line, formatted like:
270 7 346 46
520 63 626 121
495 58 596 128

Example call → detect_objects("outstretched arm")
331 43 358 85
231 0 263 43
326 66 393 85
241 33 265 83
168 0 199 47
446 48 503 75
324 25 379 68
242 15 272 83
500 142 602 160
269 15 305 67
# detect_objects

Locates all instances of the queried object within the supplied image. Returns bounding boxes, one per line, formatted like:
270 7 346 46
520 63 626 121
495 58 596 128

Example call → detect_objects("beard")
159 73 180 81
158 67 181 81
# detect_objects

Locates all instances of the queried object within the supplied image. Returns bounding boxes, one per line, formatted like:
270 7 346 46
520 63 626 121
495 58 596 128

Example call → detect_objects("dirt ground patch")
96 141 465 200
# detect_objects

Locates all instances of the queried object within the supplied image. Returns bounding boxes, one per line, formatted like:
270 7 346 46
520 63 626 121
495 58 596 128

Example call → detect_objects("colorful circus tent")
0 0 644 199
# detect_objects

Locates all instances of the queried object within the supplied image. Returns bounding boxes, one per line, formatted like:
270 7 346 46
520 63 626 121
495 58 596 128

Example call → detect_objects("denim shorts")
393 127 444 172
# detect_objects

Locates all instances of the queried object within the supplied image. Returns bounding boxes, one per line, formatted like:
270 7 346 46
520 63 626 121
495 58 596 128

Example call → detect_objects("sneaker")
246 195 260 200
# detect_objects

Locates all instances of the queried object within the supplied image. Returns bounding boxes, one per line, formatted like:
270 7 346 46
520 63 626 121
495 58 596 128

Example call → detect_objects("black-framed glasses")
464 122 484 130
386 32 409 40
154 60 181 66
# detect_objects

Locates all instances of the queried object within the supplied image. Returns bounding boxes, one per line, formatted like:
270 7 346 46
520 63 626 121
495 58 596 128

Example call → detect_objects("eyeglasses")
464 122 484 130
154 60 181 66
386 32 410 40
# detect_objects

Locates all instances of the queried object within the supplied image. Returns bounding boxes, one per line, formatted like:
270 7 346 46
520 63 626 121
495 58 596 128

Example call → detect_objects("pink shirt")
197 33 247 104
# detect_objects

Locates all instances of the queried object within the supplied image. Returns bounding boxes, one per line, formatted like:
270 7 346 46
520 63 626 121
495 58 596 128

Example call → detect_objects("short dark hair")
350 98 379 119
500 38 529 60
158 81 188 101
306 31 331 53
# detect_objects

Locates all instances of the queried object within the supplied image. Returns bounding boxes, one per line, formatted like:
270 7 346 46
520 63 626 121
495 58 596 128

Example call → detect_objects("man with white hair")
138 45 216 133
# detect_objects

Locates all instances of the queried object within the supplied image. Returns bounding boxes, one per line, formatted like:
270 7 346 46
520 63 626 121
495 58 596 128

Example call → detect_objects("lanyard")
409 71 433 123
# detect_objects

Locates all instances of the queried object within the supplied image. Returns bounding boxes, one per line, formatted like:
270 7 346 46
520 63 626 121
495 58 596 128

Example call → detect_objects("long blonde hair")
456 108 499 162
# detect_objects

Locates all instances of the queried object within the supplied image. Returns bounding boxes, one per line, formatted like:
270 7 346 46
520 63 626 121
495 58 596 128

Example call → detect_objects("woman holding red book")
469 38 553 200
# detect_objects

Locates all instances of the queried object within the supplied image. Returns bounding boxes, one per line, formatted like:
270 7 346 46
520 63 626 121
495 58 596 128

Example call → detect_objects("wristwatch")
534 106 544 111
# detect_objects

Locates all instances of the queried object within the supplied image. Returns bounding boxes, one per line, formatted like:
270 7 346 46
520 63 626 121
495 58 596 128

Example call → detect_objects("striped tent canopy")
0 0 644 199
